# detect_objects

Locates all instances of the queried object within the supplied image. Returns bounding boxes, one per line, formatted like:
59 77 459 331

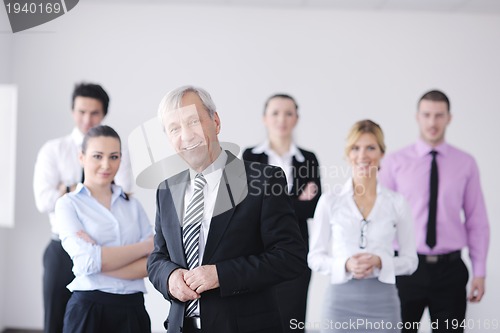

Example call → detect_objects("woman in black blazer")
243 94 322 333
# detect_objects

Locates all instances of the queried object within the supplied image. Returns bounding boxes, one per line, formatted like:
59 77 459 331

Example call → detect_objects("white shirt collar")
251 140 305 162
188 149 228 191
71 127 85 147
75 183 127 203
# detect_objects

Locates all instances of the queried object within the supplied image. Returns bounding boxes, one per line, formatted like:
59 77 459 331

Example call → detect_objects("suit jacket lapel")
291 155 302 196
257 152 268 164
165 171 190 268
167 171 189 227
202 152 248 264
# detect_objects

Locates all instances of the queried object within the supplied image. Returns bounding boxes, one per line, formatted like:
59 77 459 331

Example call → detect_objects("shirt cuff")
376 252 395 284
330 255 351 284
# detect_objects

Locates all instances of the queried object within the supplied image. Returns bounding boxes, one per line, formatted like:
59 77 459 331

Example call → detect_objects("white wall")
0 85 17 229
0 6 13 331
3 3 500 331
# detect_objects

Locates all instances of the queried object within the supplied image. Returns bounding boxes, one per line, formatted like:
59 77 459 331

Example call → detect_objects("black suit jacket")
242 147 322 248
147 151 307 333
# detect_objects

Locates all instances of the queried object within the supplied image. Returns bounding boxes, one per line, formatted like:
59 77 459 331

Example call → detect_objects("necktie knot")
194 173 207 191
430 150 438 157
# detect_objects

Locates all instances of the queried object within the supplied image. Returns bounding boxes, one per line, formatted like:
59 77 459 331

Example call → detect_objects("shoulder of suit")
243 147 254 154
243 159 281 175
242 147 263 160
297 147 318 160
157 169 189 190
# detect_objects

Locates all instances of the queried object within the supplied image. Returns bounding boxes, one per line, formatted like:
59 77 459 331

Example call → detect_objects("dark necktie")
426 150 438 249
81 168 85 183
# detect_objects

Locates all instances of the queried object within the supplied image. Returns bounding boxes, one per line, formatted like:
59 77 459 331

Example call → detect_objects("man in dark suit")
147 86 307 333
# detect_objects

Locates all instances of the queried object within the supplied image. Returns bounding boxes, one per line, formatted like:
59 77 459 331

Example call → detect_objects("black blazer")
243 147 322 247
147 151 307 333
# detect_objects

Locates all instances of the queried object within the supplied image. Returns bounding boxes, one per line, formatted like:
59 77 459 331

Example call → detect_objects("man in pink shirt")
379 90 489 332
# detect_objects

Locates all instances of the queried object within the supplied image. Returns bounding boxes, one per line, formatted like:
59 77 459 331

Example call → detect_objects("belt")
184 316 201 330
418 250 461 264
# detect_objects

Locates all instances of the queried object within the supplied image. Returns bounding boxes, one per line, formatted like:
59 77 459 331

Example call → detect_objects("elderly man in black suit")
147 85 307 333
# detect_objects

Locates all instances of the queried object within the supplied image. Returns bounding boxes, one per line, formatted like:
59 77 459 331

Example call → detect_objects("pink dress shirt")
379 139 489 277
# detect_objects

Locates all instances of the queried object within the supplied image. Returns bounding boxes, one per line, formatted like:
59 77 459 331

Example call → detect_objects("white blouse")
308 179 418 284
251 140 305 193
56 184 152 294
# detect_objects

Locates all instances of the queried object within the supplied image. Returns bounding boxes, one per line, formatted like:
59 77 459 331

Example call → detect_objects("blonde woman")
308 120 418 332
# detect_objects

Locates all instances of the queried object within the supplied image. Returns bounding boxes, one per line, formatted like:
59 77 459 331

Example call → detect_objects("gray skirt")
320 278 401 333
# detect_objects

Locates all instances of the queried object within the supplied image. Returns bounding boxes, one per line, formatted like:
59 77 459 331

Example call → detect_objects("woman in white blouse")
308 120 418 333
55 125 153 333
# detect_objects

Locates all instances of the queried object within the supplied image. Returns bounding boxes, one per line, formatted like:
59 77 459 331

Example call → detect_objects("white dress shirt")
184 150 227 266
183 149 227 316
55 183 153 294
33 127 133 235
251 140 305 193
308 179 418 284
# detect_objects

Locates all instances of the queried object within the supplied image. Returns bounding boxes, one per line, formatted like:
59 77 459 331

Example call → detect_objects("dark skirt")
63 290 151 333
321 278 401 333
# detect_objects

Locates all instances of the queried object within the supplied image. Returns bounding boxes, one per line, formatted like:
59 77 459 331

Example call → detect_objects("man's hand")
468 277 485 303
168 268 200 302
298 182 319 201
184 265 220 294
346 253 381 279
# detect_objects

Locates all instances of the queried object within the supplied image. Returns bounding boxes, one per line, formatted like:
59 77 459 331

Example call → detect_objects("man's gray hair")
158 85 217 126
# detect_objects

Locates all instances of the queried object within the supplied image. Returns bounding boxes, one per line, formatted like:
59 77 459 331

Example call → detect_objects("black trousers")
273 267 312 333
182 318 202 333
396 257 469 333
43 239 74 333
63 291 151 333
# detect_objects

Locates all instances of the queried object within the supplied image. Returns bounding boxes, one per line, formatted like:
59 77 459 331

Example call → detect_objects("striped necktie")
182 173 207 317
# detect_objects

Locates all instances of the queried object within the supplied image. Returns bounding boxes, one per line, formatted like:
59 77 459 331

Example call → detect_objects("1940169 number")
6 2 62 14
444 319 499 330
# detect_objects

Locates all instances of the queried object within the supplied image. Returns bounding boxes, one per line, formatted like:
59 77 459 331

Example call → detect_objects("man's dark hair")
263 94 299 115
418 90 450 112
72 82 110 116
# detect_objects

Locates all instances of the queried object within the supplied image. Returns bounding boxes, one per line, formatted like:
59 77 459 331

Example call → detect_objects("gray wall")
1 3 499 331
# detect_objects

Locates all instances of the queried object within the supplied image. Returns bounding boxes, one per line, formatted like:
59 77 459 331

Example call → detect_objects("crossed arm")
78 230 153 280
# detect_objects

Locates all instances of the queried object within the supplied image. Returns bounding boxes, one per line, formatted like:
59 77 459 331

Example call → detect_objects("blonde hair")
345 119 386 157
